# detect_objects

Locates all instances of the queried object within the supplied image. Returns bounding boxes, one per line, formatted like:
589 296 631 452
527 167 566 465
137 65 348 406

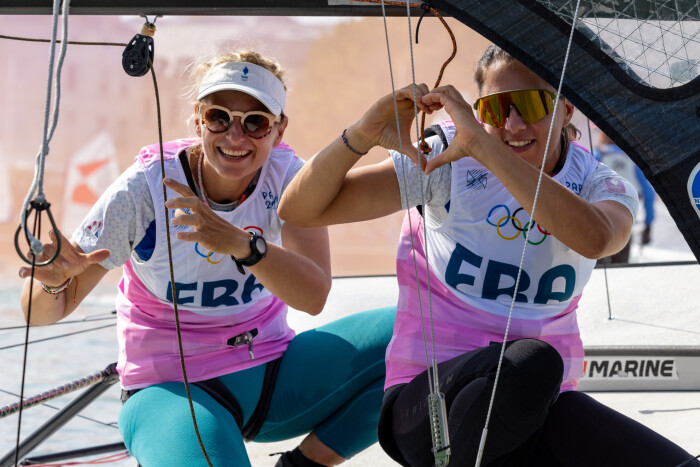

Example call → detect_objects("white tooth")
220 148 248 157
508 141 531 147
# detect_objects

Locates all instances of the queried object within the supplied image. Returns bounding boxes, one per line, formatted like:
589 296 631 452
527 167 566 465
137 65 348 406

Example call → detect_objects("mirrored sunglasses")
473 89 558 128
199 104 280 139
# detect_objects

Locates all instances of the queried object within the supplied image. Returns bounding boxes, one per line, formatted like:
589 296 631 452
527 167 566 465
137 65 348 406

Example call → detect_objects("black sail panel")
432 0 700 262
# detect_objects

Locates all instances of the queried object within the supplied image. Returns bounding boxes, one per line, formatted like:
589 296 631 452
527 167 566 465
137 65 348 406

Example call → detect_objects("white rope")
474 1 583 465
380 4 450 464
402 0 441 386
379 0 437 390
19 0 71 256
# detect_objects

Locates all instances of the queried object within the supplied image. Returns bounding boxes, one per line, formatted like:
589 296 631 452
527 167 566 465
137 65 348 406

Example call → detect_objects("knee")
503 339 563 399
362 306 397 344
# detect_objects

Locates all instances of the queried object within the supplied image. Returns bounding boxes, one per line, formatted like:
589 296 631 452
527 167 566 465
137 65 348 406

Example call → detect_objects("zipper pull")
247 337 255 360
226 329 257 360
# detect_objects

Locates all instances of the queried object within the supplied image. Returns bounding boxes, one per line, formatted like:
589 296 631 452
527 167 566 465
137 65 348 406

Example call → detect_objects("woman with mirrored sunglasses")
279 44 698 466
19 50 395 467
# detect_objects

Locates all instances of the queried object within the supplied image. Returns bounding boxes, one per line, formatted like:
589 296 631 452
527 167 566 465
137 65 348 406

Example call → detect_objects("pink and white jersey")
386 122 637 392
116 139 298 389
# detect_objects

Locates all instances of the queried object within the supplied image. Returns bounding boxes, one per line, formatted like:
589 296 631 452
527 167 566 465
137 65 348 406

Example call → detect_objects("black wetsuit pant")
378 339 699 467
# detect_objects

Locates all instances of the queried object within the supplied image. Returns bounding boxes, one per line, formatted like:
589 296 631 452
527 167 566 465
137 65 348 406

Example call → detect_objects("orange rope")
347 0 457 154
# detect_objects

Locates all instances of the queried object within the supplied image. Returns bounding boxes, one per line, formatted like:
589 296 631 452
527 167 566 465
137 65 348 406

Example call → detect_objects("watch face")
253 235 268 256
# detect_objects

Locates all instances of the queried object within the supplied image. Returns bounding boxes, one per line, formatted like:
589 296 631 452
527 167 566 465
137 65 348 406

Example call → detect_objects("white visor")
197 61 286 116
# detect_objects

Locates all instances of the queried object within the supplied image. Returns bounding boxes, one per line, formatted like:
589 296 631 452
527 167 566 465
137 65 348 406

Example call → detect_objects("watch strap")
231 232 267 274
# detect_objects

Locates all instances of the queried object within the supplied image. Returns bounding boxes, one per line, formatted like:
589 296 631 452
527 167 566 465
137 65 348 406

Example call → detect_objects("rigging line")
402 3 453 464
0 384 119 429
1 398 118 431
403 1 455 382
474 1 583 465
0 34 126 47
404 0 438 390
415 6 456 155
148 60 213 467
373 0 456 387
377 0 433 386
348 0 455 152
16 208 41 467
19 0 70 259
0 314 116 332
378 2 452 464
375 0 438 390
585 117 613 320
21 451 131 467
0 323 116 351
401 0 443 397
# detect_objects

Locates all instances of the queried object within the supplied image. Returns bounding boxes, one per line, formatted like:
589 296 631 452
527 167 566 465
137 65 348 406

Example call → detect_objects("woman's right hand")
18 229 110 286
350 83 431 168
421 85 488 174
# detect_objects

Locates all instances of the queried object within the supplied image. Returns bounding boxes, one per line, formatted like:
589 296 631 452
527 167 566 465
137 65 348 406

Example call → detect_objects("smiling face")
195 90 287 202
480 60 574 174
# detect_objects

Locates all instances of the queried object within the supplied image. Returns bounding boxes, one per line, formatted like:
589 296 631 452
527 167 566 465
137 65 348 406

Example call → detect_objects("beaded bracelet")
341 129 369 156
40 276 73 295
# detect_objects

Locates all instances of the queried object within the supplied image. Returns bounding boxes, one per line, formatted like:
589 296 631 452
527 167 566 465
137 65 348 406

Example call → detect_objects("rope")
586 118 613 320
0 323 116 351
5 18 213 466
18 0 71 259
148 61 214 467
20 451 131 466
15 0 72 454
0 313 116 332
0 34 126 47
0 387 118 429
474 1 583 464
348 0 456 157
374 1 454 463
0 368 113 419
16 211 40 467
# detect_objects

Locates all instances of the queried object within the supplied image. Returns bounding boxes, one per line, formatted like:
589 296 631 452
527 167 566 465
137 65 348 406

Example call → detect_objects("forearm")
472 136 627 258
249 243 331 315
279 125 370 226
20 262 110 325
21 278 70 325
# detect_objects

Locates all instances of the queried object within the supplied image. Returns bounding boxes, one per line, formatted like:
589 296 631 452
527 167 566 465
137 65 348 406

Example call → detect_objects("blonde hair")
187 50 288 155
192 50 287 95
187 50 287 120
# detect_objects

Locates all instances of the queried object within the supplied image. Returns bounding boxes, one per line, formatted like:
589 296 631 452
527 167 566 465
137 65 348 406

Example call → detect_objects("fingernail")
61 260 69 268
163 177 172 183
165 200 173 207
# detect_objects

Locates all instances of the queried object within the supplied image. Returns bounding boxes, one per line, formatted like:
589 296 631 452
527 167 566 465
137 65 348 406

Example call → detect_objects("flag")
61 132 120 232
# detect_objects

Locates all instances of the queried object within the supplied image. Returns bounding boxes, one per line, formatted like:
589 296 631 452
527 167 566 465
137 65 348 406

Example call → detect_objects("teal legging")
118 307 396 467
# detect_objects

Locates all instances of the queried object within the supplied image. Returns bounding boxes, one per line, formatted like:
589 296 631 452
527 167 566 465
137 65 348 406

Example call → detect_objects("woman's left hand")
351 83 432 169
421 85 487 174
163 178 247 257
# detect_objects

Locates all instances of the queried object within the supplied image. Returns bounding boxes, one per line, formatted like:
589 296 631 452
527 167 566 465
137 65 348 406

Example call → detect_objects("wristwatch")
232 232 268 274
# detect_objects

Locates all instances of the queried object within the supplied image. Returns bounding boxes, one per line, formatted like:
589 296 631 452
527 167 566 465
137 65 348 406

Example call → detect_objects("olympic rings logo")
194 226 264 265
194 243 226 264
486 205 550 245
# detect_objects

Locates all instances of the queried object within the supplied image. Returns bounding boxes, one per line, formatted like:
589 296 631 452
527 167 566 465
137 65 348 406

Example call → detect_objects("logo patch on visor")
241 66 249 81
